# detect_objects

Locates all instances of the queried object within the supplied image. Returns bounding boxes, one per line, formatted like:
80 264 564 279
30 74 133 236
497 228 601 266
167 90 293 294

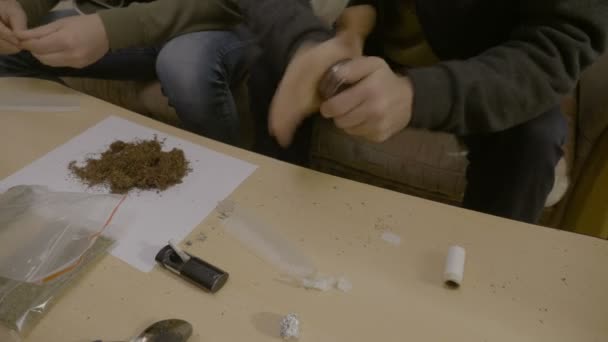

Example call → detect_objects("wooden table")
2 78 607 342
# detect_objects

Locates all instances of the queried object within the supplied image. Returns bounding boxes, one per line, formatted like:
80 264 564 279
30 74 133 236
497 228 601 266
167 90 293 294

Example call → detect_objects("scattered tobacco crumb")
69 137 190 194
196 233 207 242
185 240 193 247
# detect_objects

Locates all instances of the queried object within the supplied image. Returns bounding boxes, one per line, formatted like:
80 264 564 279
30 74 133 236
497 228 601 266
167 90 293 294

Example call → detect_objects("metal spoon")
93 319 193 342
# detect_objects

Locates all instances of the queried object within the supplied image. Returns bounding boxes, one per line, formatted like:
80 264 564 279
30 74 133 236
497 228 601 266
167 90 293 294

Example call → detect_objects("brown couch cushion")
310 97 577 207
311 119 468 204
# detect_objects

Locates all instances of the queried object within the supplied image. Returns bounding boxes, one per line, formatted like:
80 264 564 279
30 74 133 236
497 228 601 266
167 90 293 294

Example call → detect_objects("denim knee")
155 31 250 115
155 31 253 144
509 106 567 163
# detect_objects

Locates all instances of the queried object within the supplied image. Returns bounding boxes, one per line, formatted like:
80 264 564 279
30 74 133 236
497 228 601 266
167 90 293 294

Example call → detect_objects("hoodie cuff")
406 65 453 130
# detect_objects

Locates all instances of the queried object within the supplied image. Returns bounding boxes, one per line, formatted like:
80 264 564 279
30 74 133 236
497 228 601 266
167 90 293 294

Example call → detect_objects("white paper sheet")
0 116 257 272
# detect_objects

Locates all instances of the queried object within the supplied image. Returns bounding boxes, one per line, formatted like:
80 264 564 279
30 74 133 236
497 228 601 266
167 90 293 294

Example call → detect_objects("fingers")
332 56 385 86
16 20 67 59
332 102 370 129
319 56 387 119
14 20 61 40
20 31 66 54
8 6 27 31
268 101 305 148
330 97 381 139
0 1 27 53
0 38 19 54
0 22 18 45
268 39 373 148
320 83 366 119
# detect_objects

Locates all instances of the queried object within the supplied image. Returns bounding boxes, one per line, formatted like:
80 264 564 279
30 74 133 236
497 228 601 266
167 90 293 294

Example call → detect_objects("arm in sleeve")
98 0 242 50
225 0 332 71
407 0 608 135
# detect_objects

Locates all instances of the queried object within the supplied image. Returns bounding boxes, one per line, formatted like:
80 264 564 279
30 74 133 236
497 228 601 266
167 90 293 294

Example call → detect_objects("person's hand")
0 0 27 54
16 14 109 68
269 31 364 147
320 56 414 143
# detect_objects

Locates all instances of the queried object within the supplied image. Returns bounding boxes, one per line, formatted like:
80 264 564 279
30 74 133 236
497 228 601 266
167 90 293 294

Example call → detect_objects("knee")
156 31 241 86
155 43 209 98
511 107 567 159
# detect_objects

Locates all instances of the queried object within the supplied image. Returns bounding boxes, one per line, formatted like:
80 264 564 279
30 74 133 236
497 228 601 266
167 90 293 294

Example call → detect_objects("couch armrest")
562 130 608 239
575 54 608 177
555 54 608 238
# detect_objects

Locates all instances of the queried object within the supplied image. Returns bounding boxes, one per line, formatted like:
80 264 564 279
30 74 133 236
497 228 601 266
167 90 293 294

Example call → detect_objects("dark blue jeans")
0 10 253 145
463 106 567 223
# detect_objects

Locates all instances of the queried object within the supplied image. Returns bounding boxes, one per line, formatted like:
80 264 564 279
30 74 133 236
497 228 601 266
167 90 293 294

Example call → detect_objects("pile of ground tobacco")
69 138 191 194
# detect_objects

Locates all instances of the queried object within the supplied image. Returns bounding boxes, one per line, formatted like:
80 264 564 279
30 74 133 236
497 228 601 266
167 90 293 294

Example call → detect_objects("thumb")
8 6 27 31
14 20 61 40
332 56 385 86
269 95 302 148
0 22 19 45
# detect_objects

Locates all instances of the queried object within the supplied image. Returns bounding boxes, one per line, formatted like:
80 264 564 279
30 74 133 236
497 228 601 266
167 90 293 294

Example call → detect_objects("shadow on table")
418 249 446 287
251 312 283 338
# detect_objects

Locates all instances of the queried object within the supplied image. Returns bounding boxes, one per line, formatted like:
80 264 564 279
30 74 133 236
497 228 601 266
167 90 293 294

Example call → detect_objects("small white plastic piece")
381 231 401 246
280 313 300 340
169 239 191 262
301 276 335 291
443 245 466 288
336 277 353 292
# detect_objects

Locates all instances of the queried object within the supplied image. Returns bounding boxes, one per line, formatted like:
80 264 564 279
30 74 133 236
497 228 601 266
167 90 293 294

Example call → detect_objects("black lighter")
155 244 229 293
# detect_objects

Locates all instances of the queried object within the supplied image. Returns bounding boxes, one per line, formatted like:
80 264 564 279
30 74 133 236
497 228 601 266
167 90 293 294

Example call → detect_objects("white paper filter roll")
443 245 466 287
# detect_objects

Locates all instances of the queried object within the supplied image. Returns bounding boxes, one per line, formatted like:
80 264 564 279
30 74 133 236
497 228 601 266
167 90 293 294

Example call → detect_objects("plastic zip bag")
0 185 125 337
